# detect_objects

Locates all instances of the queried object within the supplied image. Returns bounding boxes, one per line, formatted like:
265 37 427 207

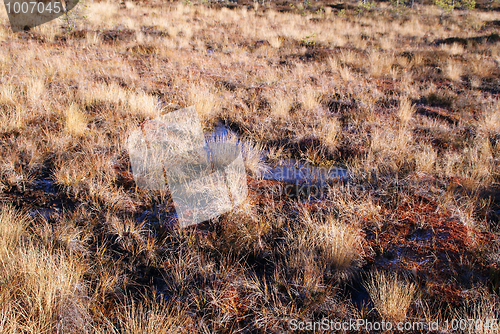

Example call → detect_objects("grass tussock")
0 205 90 333
364 271 417 323
65 103 88 137
455 290 500 334
284 211 365 282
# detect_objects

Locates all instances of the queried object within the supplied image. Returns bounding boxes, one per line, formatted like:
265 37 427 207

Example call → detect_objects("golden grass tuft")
188 85 220 123
364 271 417 323
271 91 292 119
299 85 320 111
0 82 17 106
480 101 500 134
0 205 27 254
367 125 414 173
456 290 500 334
292 211 365 281
110 296 190 334
64 103 87 137
320 117 342 151
313 217 365 274
398 97 415 125
369 51 395 78
0 205 90 333
128 91 160 119
445 60 463 81
25 78 45 104
416 143 438 173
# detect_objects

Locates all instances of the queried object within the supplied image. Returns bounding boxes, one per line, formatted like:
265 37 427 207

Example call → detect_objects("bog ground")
0 0 499 332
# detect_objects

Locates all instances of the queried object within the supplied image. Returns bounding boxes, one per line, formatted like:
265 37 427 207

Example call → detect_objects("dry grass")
65 103 88 137
298 211 365 280
313 217 365 275
445 60 464 81
415 143 438 173
398 97 416 125
0 205 90 333
455 290 500 334
363 271 417 323
107 296 190 333
319 117 342 152
0 0 499 332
